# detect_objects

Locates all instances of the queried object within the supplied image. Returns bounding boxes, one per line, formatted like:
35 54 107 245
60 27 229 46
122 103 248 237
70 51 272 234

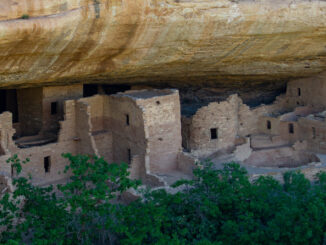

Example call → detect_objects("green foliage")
0 154 139 244
21 14 29 20
1 156 326 244
115 162 326 245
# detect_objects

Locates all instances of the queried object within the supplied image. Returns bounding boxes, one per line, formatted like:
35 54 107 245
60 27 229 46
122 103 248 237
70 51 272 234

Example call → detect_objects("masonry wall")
42 84 82 134
109 95 147 166
0 112 15 155
238 95 287 137
74 101 96 157
258 116 281 135
286 72 326 109
0 112 15 175
185 94 240 157
77 95 113 163
14 141 75 185
13 99 80 184
298 117 326 154
0 99 80 184
137 90 182 173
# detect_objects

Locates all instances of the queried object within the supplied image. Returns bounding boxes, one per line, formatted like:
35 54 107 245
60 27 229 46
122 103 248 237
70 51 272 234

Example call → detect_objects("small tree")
0 154 140 244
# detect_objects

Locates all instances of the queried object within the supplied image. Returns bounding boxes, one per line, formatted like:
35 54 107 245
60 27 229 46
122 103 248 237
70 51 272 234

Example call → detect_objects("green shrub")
21 14 29 20
1 155 326 244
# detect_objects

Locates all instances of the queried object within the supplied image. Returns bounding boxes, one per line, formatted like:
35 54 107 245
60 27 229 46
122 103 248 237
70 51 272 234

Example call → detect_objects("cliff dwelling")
0 73 326 187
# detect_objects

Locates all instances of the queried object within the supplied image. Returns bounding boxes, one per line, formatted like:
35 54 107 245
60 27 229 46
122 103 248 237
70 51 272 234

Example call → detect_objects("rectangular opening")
298 88 301 96
126 114 130 126
127 149 131 164
83 84 98 97
0 89 19 123
312 127 316 139
44 156 51 173
210 128 218 140
267 120 271 130
288 123 294 134
51 102 58 115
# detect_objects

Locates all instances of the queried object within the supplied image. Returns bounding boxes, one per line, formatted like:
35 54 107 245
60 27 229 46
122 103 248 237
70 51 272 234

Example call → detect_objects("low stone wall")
177 152 197 176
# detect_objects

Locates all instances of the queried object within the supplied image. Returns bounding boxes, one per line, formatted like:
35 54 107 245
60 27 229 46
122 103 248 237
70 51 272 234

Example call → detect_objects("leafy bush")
21 14 29 20
1 155 326 244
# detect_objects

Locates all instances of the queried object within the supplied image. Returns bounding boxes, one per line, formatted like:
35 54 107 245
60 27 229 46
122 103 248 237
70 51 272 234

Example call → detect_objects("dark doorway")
126 114 130 126
0 89 19 123
288 123 294 134
102 84 131 95
267 120 271 130
51 102 58 115
44 156 51 173
83 84 99 97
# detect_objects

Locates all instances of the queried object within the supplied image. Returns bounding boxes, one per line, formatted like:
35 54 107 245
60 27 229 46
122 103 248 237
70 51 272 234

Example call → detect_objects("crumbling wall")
10 99 80 184
78 95 105 132
238 95 287 137
42 84 82 134
0 175 13 194
78 95 113 163
182 93 288 157
183 94 240 157
0 112 16 154
74 101 96 157
0 101 78 184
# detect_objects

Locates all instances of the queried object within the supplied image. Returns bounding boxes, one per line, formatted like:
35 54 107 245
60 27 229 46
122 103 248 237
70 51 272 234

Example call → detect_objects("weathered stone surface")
0 0 326 88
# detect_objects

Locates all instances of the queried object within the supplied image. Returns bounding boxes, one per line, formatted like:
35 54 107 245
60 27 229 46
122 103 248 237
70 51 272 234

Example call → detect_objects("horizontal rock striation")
0 0 326 88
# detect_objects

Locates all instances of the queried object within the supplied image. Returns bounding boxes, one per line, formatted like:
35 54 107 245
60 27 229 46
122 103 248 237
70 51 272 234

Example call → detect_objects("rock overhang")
0 0 325 88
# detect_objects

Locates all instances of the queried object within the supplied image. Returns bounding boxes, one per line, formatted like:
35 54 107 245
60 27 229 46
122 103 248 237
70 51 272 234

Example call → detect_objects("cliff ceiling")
0 0 326 88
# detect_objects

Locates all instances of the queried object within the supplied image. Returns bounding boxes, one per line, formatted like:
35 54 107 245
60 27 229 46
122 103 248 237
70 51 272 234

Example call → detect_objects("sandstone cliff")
0 0 326 88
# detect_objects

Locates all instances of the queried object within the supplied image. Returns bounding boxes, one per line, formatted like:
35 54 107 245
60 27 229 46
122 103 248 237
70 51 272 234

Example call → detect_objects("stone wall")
182 94 240 157
298 116 326 154
182 94 286 157
286 73 326 109
136 90 182 174
42 84 82 134
238 95 287 137
177 152 197 176
109 95 147 166
0 91 84 184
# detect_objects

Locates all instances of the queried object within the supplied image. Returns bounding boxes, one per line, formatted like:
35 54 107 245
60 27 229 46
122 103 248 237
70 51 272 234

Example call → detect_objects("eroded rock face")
0 0 326 88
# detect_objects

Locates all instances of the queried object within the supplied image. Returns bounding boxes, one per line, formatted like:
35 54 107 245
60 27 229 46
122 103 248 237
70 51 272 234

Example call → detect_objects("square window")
210 128 218 140
51 102 58 115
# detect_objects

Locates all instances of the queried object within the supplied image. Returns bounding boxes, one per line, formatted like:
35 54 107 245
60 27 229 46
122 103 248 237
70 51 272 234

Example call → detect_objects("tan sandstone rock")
0 0 326 88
